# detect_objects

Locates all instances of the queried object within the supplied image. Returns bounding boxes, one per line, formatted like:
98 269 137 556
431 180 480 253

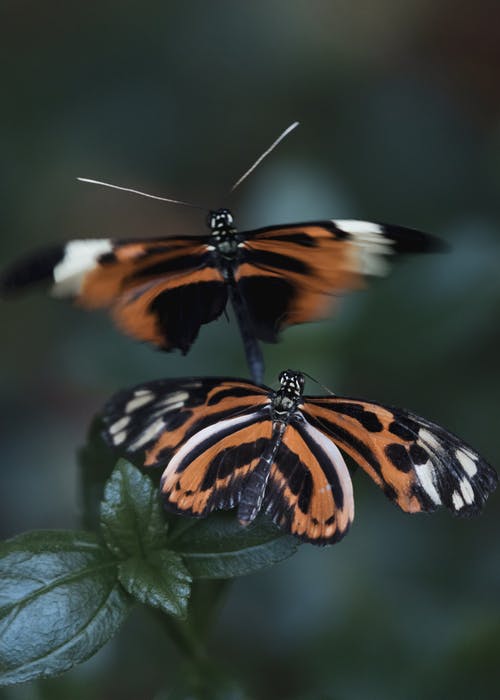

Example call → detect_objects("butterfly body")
102 370 496 546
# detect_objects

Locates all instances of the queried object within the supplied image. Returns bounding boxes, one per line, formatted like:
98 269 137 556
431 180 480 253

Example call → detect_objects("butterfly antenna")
302 371 336 396
77 178 207 211
230 121 300 192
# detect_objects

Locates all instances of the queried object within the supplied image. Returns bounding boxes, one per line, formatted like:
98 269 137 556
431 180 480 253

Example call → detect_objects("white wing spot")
415 461 442 505
456 449 478 478
113 431 127 446
128 418 166 450
452 490 465 510
134 389 154 397
419 428 442 452
333 220 394 277
459 478 475 505
109 416 130 435
52 239 113 297
158 400 185 414
158 391 189 408
333 220 384 237
126 394 155 412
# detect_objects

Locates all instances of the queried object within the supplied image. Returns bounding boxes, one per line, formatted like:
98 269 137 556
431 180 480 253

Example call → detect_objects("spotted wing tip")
451 460 498 518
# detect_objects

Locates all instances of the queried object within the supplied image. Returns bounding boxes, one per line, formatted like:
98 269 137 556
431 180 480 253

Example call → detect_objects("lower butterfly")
101 370 497 545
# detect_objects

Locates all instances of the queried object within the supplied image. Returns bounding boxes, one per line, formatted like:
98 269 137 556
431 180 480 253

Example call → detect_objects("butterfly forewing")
103 377 274 518
1 235 227 353
236 219 444 340
303 397 497 516
102 377 269 461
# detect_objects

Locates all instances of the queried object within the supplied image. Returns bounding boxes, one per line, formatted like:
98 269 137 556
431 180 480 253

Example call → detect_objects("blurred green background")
1 1 500 698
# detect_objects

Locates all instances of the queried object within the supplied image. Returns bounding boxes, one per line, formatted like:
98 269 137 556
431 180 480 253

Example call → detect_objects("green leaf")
100 459 167 558
0 530 131 686
78 417 121 531
100 461 192 616
118 551 191 618
170 512 299 579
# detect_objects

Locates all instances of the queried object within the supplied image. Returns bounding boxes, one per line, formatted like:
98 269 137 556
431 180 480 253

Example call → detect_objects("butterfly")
101 369 497 546
0 210 445 383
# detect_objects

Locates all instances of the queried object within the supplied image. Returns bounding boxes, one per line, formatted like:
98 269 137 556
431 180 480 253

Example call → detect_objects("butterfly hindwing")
236 220 444 340
160 409 273 517
263 416 355 544
303 397 497 516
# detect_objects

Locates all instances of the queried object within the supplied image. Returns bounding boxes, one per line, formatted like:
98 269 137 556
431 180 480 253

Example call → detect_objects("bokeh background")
1 1 500 698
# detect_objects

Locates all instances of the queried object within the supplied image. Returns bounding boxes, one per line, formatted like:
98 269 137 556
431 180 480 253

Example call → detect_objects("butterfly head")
208 208 234 232
272 370 305 418
208 208 239 257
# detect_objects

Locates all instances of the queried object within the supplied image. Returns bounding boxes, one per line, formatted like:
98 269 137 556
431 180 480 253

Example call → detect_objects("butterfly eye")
278 370 289 384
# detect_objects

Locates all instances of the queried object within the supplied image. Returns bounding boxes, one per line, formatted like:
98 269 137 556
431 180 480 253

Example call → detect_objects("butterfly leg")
227 282 265 384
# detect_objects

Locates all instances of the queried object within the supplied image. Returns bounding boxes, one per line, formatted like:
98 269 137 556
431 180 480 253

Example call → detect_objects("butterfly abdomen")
238 422 286 525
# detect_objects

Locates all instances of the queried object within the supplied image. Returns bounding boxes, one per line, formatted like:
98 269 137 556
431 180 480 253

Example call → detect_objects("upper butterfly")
101 370 497 546
0 208 445 382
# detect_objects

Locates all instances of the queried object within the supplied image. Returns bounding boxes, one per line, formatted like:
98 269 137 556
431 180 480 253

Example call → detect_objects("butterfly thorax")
207 208 242 259
271 369 305 422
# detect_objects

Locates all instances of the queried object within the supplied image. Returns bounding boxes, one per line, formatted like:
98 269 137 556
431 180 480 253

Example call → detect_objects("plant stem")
160 613 209 666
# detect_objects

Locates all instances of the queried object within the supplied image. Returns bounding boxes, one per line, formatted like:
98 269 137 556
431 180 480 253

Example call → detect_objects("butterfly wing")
302 396 497 515
263 415 355 545
102 377 274 517
0 236 227 353
235 220 445 341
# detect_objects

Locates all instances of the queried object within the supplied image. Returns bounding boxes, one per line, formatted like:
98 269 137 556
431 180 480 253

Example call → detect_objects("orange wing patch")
160 411 273 517
303 399 425 512
79 239 209 308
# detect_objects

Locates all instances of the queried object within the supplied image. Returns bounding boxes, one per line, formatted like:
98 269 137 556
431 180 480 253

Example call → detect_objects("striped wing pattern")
263 417 354 544
1 218 443 351
236 220 443 341
0 236 226 353
303 397 497 516
101 376 496 545
102 377 269 460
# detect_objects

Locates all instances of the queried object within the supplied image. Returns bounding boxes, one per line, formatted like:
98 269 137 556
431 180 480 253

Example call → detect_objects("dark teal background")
1 2 499 698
